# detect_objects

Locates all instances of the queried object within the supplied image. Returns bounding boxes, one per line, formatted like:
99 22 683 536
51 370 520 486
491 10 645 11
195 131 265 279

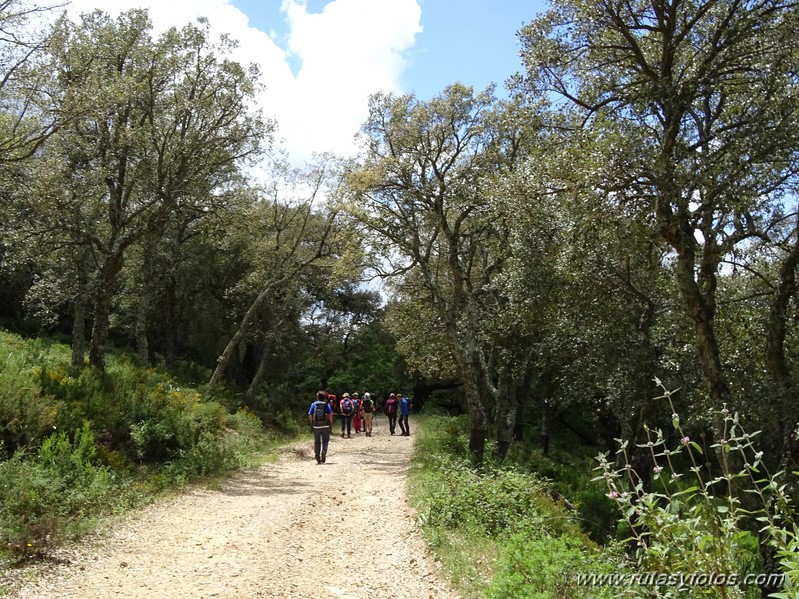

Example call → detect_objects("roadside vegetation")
0 330 291 570
408 413 628 599
2 1 799 597
2 326 798 599
409 410 798 599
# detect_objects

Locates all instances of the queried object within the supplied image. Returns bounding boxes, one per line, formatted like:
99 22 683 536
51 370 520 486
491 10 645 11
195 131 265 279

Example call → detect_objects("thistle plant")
593 379 795 598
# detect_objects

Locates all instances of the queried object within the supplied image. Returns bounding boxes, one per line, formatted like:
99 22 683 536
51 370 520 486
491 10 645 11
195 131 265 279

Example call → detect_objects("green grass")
407 413 632 598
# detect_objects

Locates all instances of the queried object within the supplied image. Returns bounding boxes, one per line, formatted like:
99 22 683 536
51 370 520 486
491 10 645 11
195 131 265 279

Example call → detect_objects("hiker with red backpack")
339 392 355 438
307 390 333 464
384 393 398 435
327 393 338 414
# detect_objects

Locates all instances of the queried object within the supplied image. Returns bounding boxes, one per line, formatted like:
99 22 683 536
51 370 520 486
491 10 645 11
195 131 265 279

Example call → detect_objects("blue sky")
66 0 546 165
405 0 544 99
231 0 544 100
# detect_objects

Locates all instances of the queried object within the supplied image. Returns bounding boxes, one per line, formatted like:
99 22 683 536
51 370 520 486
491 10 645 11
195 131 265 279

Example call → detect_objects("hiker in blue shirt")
398 393 410 436
308 391 333 464
339 392 355 438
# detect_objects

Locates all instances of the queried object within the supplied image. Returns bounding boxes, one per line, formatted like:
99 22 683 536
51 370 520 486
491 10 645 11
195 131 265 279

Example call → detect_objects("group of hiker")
307 390 411 464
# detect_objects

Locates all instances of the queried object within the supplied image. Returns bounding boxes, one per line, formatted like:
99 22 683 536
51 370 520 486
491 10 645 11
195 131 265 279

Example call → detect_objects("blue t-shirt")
308 401 332 427
399 397 409 416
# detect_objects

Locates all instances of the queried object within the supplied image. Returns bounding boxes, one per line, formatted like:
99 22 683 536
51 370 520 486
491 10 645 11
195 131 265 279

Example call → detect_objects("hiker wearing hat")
361 392 375 436
339 392 355 438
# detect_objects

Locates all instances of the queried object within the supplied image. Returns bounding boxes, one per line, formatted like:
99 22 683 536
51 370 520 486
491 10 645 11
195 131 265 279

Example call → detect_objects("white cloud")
65 0 422 166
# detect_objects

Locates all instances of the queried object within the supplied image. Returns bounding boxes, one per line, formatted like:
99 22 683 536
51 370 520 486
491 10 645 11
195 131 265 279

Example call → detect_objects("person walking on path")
352 392 363 433
308 390 333 463
361 392 375 436
339 392 355 438
398 393 410 436
384 393 398 435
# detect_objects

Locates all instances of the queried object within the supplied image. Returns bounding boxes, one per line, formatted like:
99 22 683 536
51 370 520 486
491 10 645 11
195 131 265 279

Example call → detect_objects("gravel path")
6 419 458 599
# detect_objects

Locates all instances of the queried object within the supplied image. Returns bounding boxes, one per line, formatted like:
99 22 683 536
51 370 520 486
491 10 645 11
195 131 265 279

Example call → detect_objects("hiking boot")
321 452 326 463
347 434 352 438
316 456 321 464
342 432 345 438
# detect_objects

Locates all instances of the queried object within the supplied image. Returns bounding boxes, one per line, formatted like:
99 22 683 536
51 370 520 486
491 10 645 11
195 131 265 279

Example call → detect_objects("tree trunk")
656 139 730 413
245 341 270 403
70 250 92 366
538 370 555 454
766 224 799 475
136 233 159 368
466 385 489 462
540 397 551 455
514 392 525 443
452 347 489 463
88 252 125 370
673 249 730 410
208 282 276 395
513 366 534 442
71 293 87 366
135 299 150 368
163 272 177 371
494 367 516 460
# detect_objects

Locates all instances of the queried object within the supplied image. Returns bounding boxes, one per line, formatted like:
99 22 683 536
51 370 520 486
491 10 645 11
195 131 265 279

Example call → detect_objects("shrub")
166 430 239 480
127 381 229 463
411 414 627 598
0 422 113 557
594 380 794 598
0 331 284 563
418 454 583 539
485 534 625 599
574 486 619 545
0 349 62 455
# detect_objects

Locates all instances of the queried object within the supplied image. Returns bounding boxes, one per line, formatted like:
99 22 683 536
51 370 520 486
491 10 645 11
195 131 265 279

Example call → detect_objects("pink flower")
680 436 690 445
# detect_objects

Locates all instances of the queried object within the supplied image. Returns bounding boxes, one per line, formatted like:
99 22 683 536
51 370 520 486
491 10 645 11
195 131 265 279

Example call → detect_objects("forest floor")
3 416 459 599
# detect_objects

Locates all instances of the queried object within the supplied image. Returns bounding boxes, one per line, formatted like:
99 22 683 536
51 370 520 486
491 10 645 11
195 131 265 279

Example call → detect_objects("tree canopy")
2 1 799 473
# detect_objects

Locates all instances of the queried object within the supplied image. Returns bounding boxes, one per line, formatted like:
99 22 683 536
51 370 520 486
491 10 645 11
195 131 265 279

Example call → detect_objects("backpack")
312 400 328 426
385 398 397 415
362 398 374 413
342 398 354 414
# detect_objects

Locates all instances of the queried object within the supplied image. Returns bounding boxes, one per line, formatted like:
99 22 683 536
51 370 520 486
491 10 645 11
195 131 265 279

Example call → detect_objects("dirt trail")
8 417 458 599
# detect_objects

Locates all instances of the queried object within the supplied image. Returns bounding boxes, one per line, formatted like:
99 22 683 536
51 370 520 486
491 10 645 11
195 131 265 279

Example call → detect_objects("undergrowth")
408 413 630 598
0 330 288 566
